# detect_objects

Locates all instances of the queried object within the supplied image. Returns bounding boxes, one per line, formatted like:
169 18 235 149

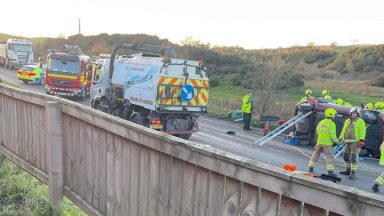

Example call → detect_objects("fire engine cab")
45 45 92 100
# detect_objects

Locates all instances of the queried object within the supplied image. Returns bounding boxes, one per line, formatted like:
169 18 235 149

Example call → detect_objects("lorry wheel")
131 115 144 125
177 134 192 140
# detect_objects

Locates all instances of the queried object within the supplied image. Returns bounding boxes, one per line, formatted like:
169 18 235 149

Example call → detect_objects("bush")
321 73 334 79
371 73 384 87
230 75 242 86
303 51 336 64
209 75 220 87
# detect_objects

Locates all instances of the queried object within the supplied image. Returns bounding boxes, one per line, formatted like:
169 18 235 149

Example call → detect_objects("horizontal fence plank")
1 83 384 216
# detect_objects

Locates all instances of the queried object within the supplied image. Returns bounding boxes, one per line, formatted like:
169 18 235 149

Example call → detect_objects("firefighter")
321 89 332 101
300 89 313 102
374 102 384 113
371 142 384 192
308 108 339 176
339 107 366 179
365 103 374 109
242 91 253 131
336 98 352 107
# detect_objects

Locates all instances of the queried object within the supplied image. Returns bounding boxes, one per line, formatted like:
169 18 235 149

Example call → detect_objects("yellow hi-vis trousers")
375 172 384 186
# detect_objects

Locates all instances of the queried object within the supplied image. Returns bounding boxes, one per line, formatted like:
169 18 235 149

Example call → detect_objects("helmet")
349 107 358 115
322 89 328 97
305 89 312 96
336 98 343 105
375 102 384 110
324 108 337 118
365 103 373 109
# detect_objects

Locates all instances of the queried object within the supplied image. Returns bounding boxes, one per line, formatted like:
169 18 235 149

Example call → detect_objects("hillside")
1 32 384 117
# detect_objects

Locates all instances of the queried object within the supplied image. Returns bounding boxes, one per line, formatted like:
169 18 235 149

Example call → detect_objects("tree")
180 36 208 48
257 51 291 118
56 33 66 39
90 44 110 55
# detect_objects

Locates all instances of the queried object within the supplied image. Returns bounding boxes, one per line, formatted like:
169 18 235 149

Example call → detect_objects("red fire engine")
45 46 92 100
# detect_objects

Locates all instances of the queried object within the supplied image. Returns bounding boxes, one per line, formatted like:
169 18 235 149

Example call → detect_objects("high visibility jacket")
316 118 338 146
242 95 253 113
380 142 384 166
33 67 41 78
322 95 332 100
300 96 313 103
344 102 352 107
339 117 366 142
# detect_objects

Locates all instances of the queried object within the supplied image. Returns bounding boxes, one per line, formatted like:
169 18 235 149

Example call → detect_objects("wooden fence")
0 83 384 216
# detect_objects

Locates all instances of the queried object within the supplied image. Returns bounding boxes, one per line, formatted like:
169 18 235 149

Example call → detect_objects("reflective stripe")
308 161 315 167
326 165 334 171
351 164 358 171
48 73 77 79
157 76 209 106
375 176 384 185
345 164 351 168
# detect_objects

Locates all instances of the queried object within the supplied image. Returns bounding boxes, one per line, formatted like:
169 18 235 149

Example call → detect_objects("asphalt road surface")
1 67 383 194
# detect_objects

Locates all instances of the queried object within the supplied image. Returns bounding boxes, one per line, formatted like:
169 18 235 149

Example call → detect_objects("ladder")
323 142 345 160
333 142 345 159
65 45 84 55
251 111 313 147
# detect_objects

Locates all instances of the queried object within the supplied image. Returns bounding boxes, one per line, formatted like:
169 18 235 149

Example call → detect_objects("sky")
2 0 384 49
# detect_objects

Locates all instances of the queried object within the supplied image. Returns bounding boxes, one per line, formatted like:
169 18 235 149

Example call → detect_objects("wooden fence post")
46 101 64 215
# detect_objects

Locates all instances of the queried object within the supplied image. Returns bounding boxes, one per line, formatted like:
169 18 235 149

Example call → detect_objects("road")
1 67 383 194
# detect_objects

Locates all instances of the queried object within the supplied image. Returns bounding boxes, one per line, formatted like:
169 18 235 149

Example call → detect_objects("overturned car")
294 99 383 158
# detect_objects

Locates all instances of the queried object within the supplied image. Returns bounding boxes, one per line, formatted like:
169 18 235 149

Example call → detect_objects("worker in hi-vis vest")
242 91 253 131
339 107 366 179
371 142 384 192
308 108 340 177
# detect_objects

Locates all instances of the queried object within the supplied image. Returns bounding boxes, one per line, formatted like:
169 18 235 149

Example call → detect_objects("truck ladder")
251 111 313 147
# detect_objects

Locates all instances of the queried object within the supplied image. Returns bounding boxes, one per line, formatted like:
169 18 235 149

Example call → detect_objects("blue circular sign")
180 84 195 102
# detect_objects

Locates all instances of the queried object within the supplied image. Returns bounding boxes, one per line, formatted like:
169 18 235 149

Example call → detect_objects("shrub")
209 75 220 87
321 73 334 79
371 73 384 87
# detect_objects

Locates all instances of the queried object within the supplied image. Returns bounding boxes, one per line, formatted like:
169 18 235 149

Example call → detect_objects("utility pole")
78 18 81 35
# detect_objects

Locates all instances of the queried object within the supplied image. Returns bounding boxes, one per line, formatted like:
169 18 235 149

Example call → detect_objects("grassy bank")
0 156 85 216
207 78 384 124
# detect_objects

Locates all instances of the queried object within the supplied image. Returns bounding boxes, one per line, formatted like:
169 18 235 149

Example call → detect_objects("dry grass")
305 79 384 98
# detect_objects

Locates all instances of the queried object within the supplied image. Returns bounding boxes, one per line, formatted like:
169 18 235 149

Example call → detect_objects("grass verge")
0 155 85 216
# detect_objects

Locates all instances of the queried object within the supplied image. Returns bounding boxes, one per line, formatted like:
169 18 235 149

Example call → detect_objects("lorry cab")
0 39 34 70
90 58 110 104
294 99 383 158
45 50 92 100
